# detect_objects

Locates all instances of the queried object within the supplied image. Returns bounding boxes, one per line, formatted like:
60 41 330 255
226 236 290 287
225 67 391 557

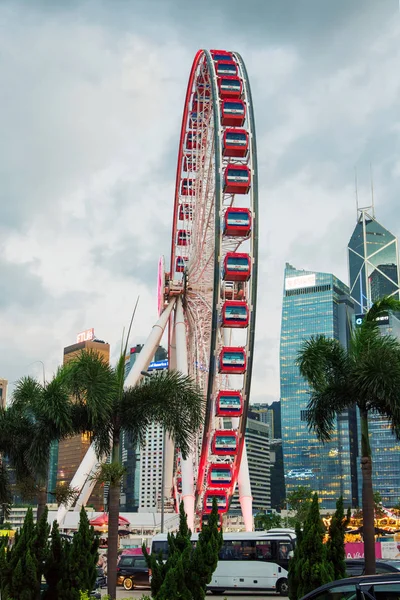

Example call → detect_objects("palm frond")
297 335 349 391
60 349 116 430
11 376 43 416
120 370 204 459
364 296 400 325
353 332 400 434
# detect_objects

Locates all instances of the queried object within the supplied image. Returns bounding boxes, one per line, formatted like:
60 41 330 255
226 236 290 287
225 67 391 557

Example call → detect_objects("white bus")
150 529 296 595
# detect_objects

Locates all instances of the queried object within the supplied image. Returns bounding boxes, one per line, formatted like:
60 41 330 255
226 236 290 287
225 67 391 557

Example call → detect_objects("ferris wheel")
56 49 258 532
161 48 258 531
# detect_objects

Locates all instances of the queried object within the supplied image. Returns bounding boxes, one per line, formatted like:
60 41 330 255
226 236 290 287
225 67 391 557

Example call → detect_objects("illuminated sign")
77 328 95 343
355 314 389 327
148 360 168 371
285 274 316 291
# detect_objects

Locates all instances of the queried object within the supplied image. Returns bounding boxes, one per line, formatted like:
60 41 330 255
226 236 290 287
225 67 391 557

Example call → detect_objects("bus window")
255 540 273 560
152 540 169 560
278 542 290 560
219 540 256 561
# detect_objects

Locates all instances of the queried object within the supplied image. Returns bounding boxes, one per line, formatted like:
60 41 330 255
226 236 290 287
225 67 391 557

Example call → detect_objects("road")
101 589 280 599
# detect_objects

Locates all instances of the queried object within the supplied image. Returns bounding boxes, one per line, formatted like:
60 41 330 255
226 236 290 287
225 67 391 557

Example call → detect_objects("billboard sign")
285 273 316 291
355 314 389 327
77 328 95 343
148 360 168 371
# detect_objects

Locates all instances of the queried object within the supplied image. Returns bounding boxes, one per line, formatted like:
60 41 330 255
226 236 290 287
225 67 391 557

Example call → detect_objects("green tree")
62 348 204 599
145 499 222 600
297 296 400 575
254 512 282 530
286 486 313 528
0 506 45 600
0 376 75 520
43 520 68 600
326 496 350 581
293 494 334 598
187 499 223 600
65 507 99 598
288 522 303 600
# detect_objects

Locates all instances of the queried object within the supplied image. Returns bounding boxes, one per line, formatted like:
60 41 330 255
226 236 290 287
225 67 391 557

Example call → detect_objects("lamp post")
27 360 46 385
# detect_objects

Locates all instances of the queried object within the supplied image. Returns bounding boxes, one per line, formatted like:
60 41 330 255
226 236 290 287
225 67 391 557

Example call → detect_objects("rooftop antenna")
355 166 359 220
370 162 375 218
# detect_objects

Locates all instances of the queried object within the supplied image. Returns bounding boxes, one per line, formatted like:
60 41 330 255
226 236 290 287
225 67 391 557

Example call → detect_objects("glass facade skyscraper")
348 209 400 506
280 263 357 509
348 209 400 312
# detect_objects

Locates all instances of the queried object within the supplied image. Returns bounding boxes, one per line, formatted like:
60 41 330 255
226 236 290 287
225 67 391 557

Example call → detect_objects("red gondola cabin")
181 178 195 196
179 203 193 220
204 490 228 514
216 391 243 417
210 49 233 62
224 207 251 236
183 155 197 172
212 430 238 455
191 92 210 112
223 164 251 194
218 76 242 99
216 61 238 77
175 256 188 272
223 129 249 158
221 99 246 127
177 230 191 246
219 346 247 374
221 300 249 328
223 252 251 282
208 464 233 487
186 132 202 150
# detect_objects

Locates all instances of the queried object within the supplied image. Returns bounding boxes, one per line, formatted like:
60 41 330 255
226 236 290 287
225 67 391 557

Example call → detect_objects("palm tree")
297 296 400 575
58 349 204 599
0 375 80 520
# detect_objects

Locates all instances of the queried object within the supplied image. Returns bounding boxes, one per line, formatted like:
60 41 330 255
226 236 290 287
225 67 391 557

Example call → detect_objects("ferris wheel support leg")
238 443 253 531
163 322 177 503
124 298 176 389
175 296 195 531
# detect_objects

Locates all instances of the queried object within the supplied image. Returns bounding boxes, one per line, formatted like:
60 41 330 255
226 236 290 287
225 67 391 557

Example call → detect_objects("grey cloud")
0 257 47 309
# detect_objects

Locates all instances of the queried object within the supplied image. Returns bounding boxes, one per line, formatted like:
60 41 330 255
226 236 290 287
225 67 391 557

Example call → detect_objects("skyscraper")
280 263 357 509
56 335 110 510
349 208 400 505
348 208 400 312
122 345 168 513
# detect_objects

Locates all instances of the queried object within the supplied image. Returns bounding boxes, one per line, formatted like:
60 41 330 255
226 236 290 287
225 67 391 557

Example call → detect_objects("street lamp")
27 360 46 385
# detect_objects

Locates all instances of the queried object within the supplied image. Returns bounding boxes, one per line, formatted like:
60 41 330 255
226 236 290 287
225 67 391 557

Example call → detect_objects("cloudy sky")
0 0 399 403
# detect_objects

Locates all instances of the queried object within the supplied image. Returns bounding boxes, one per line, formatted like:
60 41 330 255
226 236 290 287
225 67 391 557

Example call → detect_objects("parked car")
116 554 150 591
346 558 400 577
299 573 400 600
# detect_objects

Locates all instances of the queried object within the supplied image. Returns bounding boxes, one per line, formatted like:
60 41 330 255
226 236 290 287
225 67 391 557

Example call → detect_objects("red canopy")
89 513 130 527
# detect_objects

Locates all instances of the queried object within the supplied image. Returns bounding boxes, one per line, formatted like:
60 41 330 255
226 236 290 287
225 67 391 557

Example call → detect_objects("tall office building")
122 345 168 512
348 208 399 312
250 403 274 438
348 208 400 505
56 334 110 510
280 263 357 509
0 379 8 409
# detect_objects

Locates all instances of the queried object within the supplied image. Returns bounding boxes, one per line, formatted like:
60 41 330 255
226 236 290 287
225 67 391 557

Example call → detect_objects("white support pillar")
238 442 253 531
125 298 176 388
175 296 195 531
163 320 176 502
